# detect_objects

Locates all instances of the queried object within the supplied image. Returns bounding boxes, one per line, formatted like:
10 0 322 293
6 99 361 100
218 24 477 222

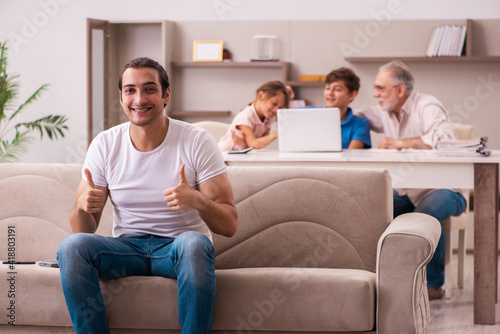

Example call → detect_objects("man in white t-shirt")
57 57 238 334
355 60 466 300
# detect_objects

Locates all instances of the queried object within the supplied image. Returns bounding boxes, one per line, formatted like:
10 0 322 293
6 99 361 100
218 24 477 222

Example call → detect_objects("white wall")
1 0 499 163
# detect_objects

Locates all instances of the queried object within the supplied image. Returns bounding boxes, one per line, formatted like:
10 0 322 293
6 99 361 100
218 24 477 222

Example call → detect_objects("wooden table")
223 149 500 325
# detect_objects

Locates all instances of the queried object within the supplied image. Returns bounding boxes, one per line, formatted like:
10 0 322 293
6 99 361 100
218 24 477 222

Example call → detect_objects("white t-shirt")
83 117 227 241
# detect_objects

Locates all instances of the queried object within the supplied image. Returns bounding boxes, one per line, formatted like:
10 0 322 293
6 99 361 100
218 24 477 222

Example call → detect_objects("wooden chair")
442 122 474 298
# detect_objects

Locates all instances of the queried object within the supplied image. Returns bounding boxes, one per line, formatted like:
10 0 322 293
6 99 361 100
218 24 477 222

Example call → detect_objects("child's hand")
286 85 295 100
231 130 247 149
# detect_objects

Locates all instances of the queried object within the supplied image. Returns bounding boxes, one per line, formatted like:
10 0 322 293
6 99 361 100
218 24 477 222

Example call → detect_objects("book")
456 25 467 56
437 137 487 148
426 24 467 57
299 75 326 82
448 25 459 56
289 99 306 108
437 25 451 57
425 27 439 57
434 25 446 56
436 137 490 156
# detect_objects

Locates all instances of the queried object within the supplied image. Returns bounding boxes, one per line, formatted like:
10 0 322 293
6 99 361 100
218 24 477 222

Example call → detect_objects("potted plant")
0 40 68 162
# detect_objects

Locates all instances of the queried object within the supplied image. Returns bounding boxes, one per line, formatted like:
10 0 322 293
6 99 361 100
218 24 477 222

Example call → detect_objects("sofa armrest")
376 212 441 334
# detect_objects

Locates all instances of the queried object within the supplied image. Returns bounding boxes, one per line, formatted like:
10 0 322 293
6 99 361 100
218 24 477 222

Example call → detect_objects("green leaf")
9 83 49 121
0 132 34 163
15 114 69 140
0 40 69 162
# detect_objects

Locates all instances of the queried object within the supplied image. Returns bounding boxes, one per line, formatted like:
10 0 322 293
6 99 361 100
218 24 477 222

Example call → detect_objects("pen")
1 261 36 264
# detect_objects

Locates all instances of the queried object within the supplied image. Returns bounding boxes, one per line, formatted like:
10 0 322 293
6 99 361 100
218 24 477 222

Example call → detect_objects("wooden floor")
429 254 500 333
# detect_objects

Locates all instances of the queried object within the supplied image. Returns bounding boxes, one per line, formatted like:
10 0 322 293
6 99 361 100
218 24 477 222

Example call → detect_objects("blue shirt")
303 106 371 149
341 108 371 149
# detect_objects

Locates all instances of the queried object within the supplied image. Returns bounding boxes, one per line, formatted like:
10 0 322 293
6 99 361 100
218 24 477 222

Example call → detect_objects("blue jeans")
393 189 466 288
57 231 216 334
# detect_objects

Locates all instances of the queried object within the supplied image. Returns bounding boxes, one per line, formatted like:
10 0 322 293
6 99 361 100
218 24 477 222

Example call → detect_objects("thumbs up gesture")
84 168 96 189
164 164 198 211
78 168 106 214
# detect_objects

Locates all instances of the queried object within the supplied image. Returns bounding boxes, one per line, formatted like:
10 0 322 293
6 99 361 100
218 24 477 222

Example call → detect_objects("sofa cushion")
2 265 375 332
213 268 376 332
215 167 392 272
0 164 113 262
1 264 181 330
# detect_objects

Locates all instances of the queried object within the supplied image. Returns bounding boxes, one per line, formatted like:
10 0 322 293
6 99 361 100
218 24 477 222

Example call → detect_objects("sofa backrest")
0 164 392 273
0 163 113 262
214 166 393 273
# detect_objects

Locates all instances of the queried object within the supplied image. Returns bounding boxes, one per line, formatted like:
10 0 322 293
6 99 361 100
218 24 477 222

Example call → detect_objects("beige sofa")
0 163 440 334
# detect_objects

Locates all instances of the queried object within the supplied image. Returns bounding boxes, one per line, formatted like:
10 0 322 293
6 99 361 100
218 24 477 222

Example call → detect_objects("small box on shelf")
299 75 326 82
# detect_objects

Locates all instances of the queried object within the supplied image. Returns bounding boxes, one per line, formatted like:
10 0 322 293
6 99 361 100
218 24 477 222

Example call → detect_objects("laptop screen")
277 108 342 152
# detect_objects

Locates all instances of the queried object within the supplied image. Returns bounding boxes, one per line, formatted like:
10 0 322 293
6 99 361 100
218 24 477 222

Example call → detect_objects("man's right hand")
378 136 431 150
378 136 402 149
78 168 106 214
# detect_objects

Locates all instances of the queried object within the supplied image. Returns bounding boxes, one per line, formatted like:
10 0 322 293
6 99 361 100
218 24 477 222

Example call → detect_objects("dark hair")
254 80 290 108
118 57 170 97
325 67 360 93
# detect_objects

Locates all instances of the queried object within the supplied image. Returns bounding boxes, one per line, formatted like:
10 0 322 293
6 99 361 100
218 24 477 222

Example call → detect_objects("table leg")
474 163 499 324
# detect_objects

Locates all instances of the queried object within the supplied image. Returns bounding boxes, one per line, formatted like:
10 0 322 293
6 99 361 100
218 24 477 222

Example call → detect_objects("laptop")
278 108 341 152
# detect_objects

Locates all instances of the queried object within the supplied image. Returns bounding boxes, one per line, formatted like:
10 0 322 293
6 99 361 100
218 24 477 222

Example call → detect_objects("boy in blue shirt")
323 67 371 149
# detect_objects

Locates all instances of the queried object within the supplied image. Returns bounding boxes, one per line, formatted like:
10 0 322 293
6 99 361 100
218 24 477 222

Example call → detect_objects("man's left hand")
164 164 201 211
378 136 403 149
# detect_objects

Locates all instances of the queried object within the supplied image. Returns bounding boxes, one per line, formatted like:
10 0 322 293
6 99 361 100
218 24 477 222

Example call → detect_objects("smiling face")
373 69 402 112
323 80 357 112
119 67 170 127
254 91 286 121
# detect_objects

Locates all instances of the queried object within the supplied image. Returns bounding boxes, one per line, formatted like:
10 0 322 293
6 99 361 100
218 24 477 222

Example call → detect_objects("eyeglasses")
373 84 400 93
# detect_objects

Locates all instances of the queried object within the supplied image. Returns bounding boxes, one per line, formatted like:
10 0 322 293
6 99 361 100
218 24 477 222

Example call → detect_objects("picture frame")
193 40 223 62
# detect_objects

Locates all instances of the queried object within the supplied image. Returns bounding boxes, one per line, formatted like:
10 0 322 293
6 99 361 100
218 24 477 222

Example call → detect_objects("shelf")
168 110 232 118
286 81 324 87
345 20 500 64
171 61 290 86
344 19 500 63
171 61 292 115
172 61 289 69
345 56 500 63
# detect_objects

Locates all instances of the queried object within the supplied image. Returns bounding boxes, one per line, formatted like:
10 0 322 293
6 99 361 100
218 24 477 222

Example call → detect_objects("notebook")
278 108 342 152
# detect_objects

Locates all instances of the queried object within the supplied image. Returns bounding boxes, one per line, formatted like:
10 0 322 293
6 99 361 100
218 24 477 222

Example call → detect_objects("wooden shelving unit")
172 61 288 67
168 110 232 118
169 61 291 118
171 61 290 82
345 19 500 64
286 80 324 87
172 61 324 103
345 55 500 63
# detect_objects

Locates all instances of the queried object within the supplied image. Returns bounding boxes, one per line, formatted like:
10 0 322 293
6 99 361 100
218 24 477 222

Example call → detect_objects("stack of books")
436 137 490 157
289 99 306 108
425 24 467 57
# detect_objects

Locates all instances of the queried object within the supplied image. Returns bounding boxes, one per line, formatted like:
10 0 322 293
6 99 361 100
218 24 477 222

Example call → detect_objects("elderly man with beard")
355 60 467 300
